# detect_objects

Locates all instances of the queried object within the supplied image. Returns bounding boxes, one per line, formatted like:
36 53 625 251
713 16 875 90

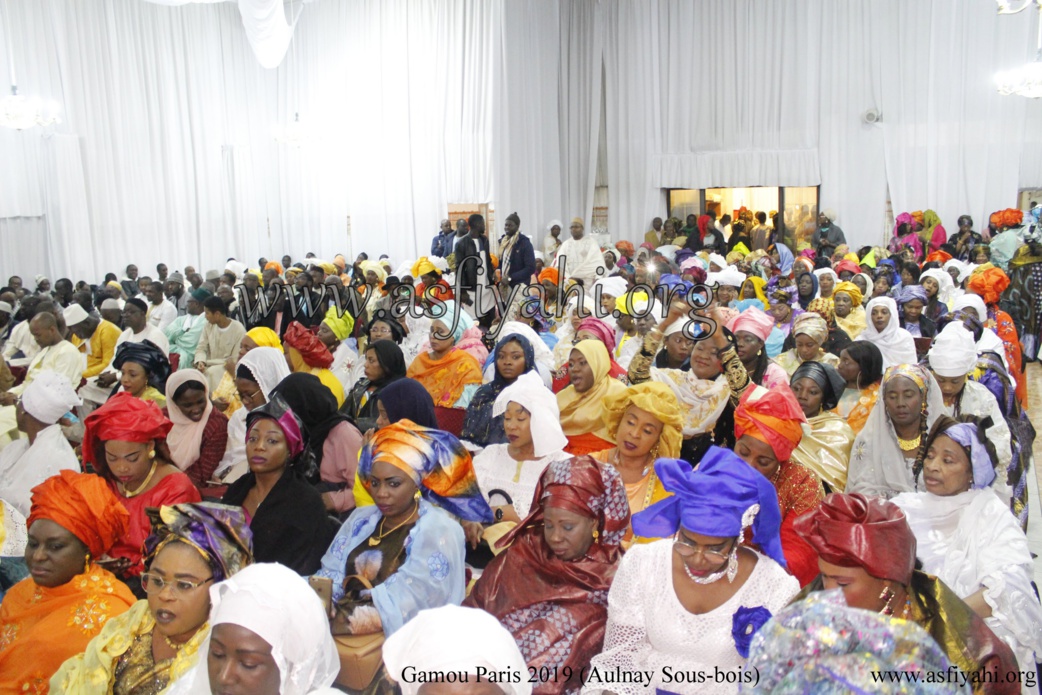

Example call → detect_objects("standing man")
456 213 495 327
165 271 189 316
553 217 606 289
812 209 846 259
431 219 456 258
644 217 664 246
497 212 537 290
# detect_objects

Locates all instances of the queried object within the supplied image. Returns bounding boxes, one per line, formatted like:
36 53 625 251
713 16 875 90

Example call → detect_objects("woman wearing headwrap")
111 339 172 406
343 339 407 433
411 256 454 304
270 373 364 516
952 294 1011 373
172 563 340 695
766 284 803 350
407 300 483 408
214 347 291 484
795 272 818 311
896 283 936 339
164 370 229 490
587 449 799 693
767 242 795 277
835 341 884 436
209 328 281 418
889 217 924 261
788 362 855 493
0 471 136 691
222 397 337 575
965 267 1026 406
317 305 358 394
313 422 490 690
726 307 790 390
466 458 630 695
794 493 1021 693
831 280 866 339
373 378 438 429
52 502 254 694
471 372 570 522
854 297 917 369
83 393 202 584
851 272 873 305
921 268 955 324
919 209 948 253
733 386 824 586
462 333 538 448
812 268 837 301
892 418 1041 689
738 276 769 310
283 321 345 408
773 312 840 378
557 340 628 456
846 365 947 500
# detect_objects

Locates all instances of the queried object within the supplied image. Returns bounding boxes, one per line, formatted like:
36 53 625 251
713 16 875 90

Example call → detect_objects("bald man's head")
29 312 62 348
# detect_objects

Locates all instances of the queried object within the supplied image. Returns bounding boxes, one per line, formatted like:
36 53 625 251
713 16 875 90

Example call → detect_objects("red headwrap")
283 321 334 368
793 493 916 585
697 215 710 242
577 317 616 353
833 260 860 277
27 470 130 557
82 392 173 472
965 267 1010 307
733 385 806 461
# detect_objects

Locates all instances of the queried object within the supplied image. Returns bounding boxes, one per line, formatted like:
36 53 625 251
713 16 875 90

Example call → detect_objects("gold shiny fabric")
789 411 855 492
113 631 173 695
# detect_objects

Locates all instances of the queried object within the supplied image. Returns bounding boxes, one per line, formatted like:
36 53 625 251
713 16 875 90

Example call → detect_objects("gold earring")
414 490 421 501
148 450 156 460
592 529 599 540
83 554 92 574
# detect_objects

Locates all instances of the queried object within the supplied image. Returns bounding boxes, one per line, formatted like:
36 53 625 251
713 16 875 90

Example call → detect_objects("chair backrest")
168 352 180 371
433 406 465 436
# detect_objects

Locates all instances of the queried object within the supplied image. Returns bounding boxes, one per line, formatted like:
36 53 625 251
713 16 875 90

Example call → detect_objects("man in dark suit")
455 213 495 328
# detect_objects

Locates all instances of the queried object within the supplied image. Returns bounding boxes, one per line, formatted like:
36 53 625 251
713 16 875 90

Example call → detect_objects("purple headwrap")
245 395 305 460
943 423 996 489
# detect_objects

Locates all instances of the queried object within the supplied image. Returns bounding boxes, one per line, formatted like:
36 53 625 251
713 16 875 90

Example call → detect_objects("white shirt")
9 341 86 396
553 236 606 287
0 425 79 517
1 321 40 364
147 298 179 331
472 444 570 518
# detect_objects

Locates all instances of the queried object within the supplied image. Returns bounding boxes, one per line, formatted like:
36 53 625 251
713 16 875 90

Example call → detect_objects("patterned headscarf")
896 284 928 306
28 470 130 558
143 502 253 583
632 448 787 568
283 322 334 369
358 420 493 523
734 385 807 461
792 312 829 346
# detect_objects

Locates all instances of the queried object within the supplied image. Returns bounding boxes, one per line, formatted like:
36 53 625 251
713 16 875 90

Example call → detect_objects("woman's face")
674 529 734 579
735 434 781 480
245 419 290 476
884 376 924 429
316 323 339 349
972 248 989 264
818 273 835 296
947 267 961 285
369 320 394 343
365 270 380 286
741 282 757 299
616 405 665 459
105 440 154 491
870 305 890 332
791 377 825 418
768 301 791 323
922 434 974 496
174 386 208 422
664 332 695 365
574 329 598 343
900 269 914 287
903 299 924 323
364 348 386 382
833 292 852 318
146 542 213 644
237 336 259 360
838 270 854 281
207 623 282 695
369 459 419 520
568 349 595 393
716 285 737 305
120 361 149 397
818 559 889 612
852 275 869 295
769 247 781 264
502 402 533 451
798 275 814 297
236 378 265 411
543 505 597 562
922 277 939 298
690 340 722 380
932 373 967 406
794 333 820 362
25 518 88 588
734 331 762 363
496 340 527 382
872 276 890 297
837 350 861 385
429 320 455 355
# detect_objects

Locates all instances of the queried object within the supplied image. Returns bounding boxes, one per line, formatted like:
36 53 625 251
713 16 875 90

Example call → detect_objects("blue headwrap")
796 272 818 310
772 243 795 275
631 447 787 568
896 284 928 306
733 298 764 314
432 299 474 344
942 422 997 489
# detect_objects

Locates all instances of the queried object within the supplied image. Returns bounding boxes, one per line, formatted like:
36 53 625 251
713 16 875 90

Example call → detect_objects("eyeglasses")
672 534 732 561
238 389 262 403
141 572 214 596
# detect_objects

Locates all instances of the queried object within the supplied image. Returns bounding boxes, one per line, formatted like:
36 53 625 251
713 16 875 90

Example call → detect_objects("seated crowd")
0 205 1041 694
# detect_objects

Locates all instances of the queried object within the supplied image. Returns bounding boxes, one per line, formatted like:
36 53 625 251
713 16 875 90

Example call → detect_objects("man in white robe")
553 217 606 289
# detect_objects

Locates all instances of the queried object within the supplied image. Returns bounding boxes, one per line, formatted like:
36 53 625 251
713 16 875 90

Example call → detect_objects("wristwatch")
494 507 504 522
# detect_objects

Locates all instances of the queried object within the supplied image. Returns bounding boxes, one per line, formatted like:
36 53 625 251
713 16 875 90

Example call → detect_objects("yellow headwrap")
843 253 860 264
246 327 283 353
601 382 683 459
615 291 650 316
741 277 769 310
833 281 863 307
359 260 388 283
322 305 354 341
412 257 438 278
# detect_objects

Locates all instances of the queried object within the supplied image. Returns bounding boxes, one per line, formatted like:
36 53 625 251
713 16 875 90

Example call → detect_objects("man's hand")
97 372 117 388
194 361 206 372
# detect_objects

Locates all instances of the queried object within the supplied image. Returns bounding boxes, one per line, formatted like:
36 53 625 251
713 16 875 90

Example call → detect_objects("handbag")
331 574 386 690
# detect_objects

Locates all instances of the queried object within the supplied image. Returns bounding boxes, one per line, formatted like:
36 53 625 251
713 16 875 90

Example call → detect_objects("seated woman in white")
584 447 800 695
893 416 1042 690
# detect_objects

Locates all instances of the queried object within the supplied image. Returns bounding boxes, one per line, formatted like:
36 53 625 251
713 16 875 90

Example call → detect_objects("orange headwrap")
989 208 1024 231
965 266 1010 306
283 321 334 369
538 268 559 286
925 250 952 265
82 392 173 471
264 261 284 275
910 210 924 229
733 385 806 461
27 470 131 557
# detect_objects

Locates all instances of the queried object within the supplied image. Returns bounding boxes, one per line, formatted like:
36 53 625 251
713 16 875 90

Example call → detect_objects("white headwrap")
493 371 567 458
813 268 838 297
951 295 1010 371
708 267 747 289
708 253 728 271
482 323 554 388
593 276 628 298
920 268 956 306
957 263 978 284
100 298 121 311
545 219 563 233
20 371 81 425
664 318 689 337
384 605 532 695
855 297 918 369
953 294 988 322
224 260 248 279
928 324 978 378
0 301 12 314
656 244 680 262
237 347 291 397
62 304 89 327
176 563 339 695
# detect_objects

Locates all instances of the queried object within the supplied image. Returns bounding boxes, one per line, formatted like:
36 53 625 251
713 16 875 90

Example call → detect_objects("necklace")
120 461 158 498
611 449 653 482
897 434 922 452
682 559 727 585
162 633 186 651
369 501 419 547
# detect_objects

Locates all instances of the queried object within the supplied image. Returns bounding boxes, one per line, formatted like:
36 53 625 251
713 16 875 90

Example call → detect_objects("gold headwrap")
601 382 683 458
833 281 863 307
